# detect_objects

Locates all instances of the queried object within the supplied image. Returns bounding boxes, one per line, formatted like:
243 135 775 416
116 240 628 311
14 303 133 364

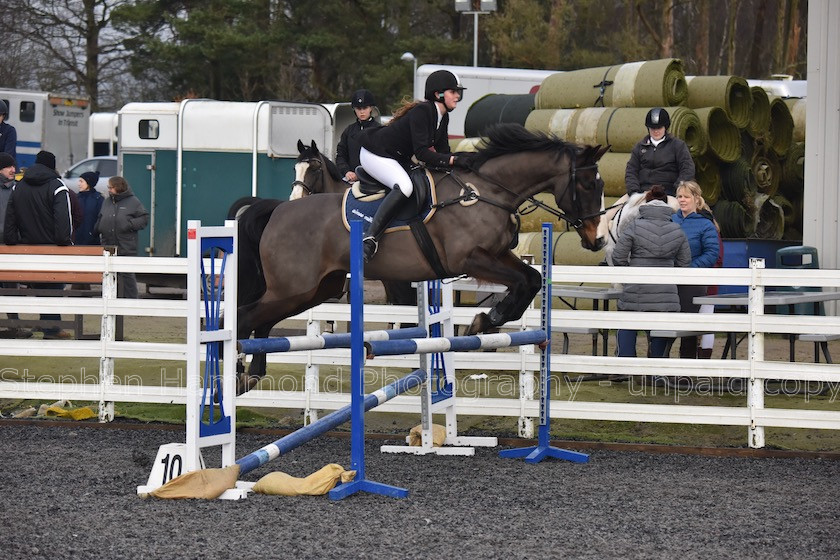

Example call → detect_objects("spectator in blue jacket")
75 171 104 245
672 180 720 358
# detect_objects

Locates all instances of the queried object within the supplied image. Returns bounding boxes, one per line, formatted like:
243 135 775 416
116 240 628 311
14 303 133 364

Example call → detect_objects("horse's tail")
236 198 283 306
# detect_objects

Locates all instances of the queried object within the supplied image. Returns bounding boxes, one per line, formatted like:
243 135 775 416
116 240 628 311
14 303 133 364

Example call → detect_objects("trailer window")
138 119 159 140
19 101 36 123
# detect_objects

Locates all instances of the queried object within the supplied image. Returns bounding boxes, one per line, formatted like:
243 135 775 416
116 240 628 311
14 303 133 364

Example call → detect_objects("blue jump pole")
235 368 424 476
498 222 590 464
238 326 427 355
366 330 547 357
328 220 412 500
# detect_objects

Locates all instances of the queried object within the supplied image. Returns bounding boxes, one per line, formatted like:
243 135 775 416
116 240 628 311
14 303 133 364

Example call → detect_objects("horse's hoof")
236 373 259 395
466 313 490 335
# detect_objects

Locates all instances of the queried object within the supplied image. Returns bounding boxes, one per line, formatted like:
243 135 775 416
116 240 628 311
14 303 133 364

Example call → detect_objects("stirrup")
362 236 378 262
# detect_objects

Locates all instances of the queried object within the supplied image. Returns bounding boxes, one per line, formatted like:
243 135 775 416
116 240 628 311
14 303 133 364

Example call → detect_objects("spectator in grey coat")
611 185 691 358
95 176 149 299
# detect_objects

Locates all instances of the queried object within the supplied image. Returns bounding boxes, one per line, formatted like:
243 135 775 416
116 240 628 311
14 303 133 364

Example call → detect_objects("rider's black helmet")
424 70 466 102
0 100 8 119
351 89 376 108
645 107 670 129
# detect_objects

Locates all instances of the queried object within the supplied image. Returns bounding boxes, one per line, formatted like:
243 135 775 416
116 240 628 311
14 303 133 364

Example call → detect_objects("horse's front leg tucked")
464 251 543 335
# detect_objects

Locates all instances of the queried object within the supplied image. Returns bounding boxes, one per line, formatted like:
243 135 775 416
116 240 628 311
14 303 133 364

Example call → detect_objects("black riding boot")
363 187 409 262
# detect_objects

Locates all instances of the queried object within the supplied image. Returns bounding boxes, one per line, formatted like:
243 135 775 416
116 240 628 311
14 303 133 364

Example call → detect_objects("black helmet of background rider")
645 107 671 130
351 89 376 108
0 100 8 120
424 70 466 111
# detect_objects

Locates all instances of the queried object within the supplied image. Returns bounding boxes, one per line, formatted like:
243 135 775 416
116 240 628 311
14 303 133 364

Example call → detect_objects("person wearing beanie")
76 171 103 246
4 149 74 339
335 88 381 183
0 152 30 338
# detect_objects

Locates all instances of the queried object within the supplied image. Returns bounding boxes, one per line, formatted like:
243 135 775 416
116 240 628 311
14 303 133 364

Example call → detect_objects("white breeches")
360 148 413 197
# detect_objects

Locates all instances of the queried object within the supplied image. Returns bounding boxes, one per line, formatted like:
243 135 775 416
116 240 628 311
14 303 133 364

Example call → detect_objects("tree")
0 0 130 111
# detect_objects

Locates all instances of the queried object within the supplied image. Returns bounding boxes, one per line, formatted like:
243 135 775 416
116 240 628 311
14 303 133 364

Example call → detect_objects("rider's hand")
345 171 358 182
452 155 475 170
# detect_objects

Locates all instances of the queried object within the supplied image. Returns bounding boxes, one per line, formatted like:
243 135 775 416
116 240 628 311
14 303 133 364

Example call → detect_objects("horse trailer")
0 88 90 172
89 112 119 157
118 99 354 258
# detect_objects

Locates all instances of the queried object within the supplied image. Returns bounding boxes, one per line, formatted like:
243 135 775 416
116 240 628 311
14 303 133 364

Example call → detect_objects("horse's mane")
470 123 578 168
322 155 342 181
298 143 342 181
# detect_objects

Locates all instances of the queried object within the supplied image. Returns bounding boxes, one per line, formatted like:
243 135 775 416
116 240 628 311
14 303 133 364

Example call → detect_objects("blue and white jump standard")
498 223 590 464
378 279 499 456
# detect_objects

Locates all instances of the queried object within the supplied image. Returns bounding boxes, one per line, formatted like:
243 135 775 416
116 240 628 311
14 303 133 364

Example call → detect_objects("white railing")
1 253 839 448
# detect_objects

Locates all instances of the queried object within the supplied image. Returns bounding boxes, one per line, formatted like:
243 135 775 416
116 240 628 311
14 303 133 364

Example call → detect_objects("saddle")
342 167 449 277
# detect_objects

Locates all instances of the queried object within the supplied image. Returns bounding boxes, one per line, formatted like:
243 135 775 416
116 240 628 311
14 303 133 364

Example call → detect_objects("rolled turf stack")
753 193 785 240
460 59 805 245
535 58 688 109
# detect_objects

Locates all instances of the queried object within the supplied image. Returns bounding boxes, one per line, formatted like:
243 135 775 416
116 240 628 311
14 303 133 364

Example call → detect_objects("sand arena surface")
2 422 840 559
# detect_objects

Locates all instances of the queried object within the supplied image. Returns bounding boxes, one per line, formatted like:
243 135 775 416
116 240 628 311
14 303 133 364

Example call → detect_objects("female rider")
358 70 471 262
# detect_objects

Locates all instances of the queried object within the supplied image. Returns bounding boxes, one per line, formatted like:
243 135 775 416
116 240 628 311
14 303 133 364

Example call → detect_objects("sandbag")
535 58 687 109
408 424 447 446
464 94 535 138
685 75 752 128
252 464 355 496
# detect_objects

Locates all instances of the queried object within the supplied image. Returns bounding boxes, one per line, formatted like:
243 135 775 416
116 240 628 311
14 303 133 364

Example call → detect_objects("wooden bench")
0 245 122 340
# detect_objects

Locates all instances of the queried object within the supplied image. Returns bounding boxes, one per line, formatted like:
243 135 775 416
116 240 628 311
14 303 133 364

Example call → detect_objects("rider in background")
336 89 381 184
358 69 472 263
625 108 694 197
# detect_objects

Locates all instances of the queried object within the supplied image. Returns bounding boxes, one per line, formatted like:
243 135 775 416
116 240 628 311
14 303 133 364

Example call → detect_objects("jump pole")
498 222 589 464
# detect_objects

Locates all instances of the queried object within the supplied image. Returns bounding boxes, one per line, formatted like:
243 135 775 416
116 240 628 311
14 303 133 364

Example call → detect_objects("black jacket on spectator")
336 117 381 177
360 100 451 170
4 163 72 245
625 133 695 196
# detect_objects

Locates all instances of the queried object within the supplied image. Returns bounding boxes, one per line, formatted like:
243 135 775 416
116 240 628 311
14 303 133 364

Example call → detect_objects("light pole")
400 52 417 98
455 0 497 67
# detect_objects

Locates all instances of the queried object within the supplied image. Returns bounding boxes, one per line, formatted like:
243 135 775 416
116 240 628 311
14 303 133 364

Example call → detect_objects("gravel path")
2 422 839 559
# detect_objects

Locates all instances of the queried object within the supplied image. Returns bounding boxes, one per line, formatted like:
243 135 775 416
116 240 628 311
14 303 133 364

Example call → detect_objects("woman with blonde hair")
672 180 720 358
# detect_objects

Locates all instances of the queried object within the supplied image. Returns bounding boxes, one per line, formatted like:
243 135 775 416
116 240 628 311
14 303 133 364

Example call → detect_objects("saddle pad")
342 178 439 234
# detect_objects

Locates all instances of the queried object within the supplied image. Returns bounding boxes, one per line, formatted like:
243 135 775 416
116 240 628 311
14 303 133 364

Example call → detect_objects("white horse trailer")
118 99 339 258
0 88 90 172
88 112 119 157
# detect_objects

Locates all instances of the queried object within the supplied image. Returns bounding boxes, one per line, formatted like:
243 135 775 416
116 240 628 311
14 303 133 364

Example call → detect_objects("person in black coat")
358 69 472 262
625 108 695 197
335 89 381 183
75 171 104 246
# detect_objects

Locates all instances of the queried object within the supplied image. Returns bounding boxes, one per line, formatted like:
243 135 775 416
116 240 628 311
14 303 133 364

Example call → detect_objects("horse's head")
291 139 344 200
555 144 609 251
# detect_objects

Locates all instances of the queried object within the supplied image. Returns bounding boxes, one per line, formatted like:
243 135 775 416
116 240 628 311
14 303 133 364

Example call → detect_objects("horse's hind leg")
463 250 542 335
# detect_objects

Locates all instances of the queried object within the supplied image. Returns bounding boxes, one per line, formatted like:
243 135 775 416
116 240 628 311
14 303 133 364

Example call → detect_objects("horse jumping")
236 124 609 392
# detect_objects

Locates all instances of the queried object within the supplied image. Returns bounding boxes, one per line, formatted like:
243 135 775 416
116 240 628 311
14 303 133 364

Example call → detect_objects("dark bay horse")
236 124 608 391
289 139 418 308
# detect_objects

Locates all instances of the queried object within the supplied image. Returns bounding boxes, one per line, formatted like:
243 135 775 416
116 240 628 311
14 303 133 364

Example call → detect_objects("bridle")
291 157 322 195
439 157 617 231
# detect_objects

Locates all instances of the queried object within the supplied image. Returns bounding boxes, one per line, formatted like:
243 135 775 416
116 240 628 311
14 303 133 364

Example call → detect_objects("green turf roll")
534 58 687 109
771 194 796 226
768 97 794 156
713 199 754 239
720 158 755 203
748 86 771 139
464 94 536 138
694 155 722 206
685 75 752 129
553 231 607 266
453 137 485 152
784 98 806 142
779 142 805 199
598 152 632 197
752 147 781 197
694 107 741 162
753 193 785 240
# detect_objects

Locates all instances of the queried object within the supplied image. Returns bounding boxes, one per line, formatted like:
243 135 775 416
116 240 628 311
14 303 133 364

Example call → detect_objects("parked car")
63 156 117 195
